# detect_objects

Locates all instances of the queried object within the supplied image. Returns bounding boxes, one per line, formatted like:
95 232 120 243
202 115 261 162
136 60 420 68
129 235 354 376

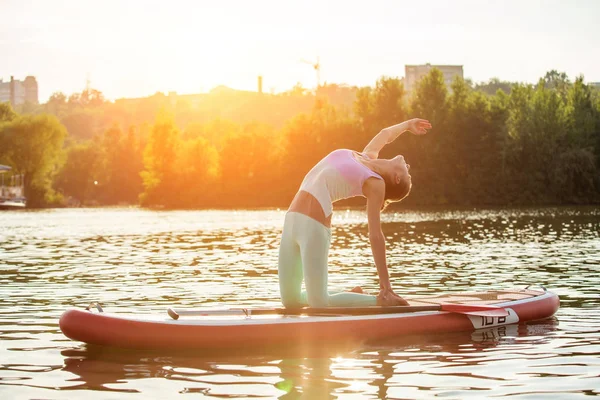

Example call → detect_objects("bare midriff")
288 190 332 228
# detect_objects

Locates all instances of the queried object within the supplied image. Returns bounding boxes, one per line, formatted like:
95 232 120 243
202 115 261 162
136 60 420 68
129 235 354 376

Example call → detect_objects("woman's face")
391 155 411 183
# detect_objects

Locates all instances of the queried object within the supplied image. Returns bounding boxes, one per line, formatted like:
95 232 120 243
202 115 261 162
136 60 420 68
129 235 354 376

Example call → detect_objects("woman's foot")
348 286 365 294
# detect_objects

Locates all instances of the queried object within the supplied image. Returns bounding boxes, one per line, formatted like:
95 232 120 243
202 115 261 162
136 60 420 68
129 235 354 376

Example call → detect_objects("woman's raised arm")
362 118 431 159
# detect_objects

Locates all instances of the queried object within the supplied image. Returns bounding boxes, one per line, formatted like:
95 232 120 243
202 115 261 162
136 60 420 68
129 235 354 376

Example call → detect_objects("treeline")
37 84 358 142
1 69 599 208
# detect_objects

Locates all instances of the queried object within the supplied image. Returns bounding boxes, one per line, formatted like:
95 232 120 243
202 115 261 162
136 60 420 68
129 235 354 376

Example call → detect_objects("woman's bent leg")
326 291 377 307
296 214 377 308
298 217 330 308
278 213 304 308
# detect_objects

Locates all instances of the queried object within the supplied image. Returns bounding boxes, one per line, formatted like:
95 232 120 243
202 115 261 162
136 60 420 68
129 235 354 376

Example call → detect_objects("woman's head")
382 155 412 208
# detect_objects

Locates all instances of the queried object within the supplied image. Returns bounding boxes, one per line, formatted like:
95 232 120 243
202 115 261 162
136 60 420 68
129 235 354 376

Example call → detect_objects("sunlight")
1 1 598 399
5 0 599 100
331 356 360 368
75 1 328 98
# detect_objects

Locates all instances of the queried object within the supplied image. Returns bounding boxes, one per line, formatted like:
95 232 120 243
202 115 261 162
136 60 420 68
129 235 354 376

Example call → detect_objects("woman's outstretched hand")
377 288 410 306
406 118 432 135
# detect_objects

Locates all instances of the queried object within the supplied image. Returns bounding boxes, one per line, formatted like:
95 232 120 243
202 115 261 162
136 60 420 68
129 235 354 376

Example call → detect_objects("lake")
1 206 599 399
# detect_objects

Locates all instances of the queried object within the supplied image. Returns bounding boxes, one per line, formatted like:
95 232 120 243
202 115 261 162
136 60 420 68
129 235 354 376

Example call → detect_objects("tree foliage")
2 68 599 209
0 113 66 207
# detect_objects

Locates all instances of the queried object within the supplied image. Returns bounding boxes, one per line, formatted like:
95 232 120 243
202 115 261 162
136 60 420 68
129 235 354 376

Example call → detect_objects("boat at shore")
59 287 559 351
0 164 26 209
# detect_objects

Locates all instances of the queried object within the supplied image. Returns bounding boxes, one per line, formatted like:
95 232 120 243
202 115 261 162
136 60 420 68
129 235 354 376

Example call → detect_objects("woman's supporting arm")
365 179 392 289
364 178 410 306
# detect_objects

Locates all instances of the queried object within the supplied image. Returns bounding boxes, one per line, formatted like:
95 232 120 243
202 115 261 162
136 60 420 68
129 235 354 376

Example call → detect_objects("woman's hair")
381 174 412 210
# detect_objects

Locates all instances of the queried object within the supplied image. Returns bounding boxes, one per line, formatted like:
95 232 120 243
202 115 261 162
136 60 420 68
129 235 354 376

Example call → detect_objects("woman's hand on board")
377 287 410 306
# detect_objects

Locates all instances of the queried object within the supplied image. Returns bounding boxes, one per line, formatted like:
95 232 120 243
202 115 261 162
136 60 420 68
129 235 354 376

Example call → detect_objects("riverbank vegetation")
1 69 599 208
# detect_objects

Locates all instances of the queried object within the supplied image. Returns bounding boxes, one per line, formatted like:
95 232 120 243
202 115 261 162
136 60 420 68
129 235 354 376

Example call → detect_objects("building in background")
404 64 463 92
0 76 39 105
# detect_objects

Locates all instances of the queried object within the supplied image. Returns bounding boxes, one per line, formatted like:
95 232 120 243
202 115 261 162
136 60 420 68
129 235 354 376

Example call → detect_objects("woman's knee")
280 285 304 308
281 296 304 309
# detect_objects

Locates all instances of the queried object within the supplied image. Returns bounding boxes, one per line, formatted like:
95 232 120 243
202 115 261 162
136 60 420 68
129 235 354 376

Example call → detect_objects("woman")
278 118 432 308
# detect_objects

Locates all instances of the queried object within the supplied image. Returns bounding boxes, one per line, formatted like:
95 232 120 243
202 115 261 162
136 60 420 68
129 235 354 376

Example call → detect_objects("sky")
1 0 599 102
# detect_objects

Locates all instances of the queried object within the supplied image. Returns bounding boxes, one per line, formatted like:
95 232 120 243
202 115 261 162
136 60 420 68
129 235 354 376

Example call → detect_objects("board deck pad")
173 289 546 320
403 289 542 307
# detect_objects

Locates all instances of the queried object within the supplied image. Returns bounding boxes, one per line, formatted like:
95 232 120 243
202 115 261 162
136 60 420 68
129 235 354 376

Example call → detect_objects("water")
0 206 599 399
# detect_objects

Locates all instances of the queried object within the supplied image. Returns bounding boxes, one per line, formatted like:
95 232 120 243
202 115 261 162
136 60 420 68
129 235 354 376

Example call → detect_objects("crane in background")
300 56 321 88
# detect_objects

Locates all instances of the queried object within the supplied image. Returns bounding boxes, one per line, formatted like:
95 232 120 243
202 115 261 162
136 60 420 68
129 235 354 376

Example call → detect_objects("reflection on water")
55 321 562 398
0 206 599 398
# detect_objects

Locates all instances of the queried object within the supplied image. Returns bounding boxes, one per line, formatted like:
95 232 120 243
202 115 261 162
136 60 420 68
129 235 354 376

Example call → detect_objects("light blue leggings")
278 212 378 308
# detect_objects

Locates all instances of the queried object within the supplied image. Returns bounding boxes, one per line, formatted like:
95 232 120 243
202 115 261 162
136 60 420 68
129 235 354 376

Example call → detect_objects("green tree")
45 92 68 116
444 77 479 203
370 77 407 130
354 86 374 130
354 77 407 138
117 126 144 204
566 77 597 149
54 141 102 205
176 136 219 207
411 68 448 126
96 124 143 205
139 111 180 207
0 102 17 123
549 77 600 201
475 77 513 96
98 124 123 203
506 80 569 202
399 68 449 204
201 118 241 151
61 109 100 141
219 122 282 206
0 114 67 207
543 70 570 97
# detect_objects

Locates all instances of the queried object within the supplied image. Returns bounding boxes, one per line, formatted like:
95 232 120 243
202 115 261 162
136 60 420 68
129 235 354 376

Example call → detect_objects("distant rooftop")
405 63 464 68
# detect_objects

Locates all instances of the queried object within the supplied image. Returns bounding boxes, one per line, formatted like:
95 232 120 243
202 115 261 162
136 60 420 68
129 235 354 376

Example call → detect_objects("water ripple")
0 206 599 398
